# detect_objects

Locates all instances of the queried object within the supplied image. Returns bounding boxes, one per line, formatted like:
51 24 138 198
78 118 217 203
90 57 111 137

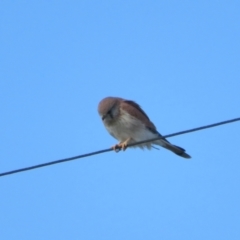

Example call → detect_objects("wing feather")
120 100 157 133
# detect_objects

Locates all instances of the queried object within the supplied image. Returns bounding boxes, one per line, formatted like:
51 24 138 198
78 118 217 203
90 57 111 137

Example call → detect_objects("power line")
0 117 239 178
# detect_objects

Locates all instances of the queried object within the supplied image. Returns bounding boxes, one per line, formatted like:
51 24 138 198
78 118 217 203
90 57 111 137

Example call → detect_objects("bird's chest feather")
104 113 153 141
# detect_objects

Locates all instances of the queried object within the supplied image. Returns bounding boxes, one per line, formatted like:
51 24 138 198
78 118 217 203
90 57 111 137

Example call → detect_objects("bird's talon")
112 144 121 152
112 138 131 152
121 143 128 151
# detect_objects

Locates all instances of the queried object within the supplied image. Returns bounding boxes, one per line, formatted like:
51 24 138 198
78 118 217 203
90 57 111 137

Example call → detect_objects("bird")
98 97 191 159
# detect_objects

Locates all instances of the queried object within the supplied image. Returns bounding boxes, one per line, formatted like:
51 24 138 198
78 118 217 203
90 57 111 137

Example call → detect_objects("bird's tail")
156 139 191 159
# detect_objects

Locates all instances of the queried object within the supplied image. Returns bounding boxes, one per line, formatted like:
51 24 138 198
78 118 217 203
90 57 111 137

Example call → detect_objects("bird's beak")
102 115 106 120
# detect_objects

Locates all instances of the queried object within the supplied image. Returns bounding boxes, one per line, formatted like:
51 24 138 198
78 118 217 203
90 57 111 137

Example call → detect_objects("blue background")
1 1 240 239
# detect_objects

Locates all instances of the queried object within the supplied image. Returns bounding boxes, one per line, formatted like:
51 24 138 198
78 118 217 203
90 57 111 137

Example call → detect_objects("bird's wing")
120 100 157 132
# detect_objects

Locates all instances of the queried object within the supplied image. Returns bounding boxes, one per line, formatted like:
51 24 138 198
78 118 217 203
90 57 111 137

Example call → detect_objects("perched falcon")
98 97 191 158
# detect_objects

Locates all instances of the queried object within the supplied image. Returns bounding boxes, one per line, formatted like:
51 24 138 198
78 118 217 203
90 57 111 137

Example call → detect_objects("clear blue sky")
1 1 240 239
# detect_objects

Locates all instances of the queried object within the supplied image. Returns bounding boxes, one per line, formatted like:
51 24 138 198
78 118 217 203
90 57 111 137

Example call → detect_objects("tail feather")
156 139 191 159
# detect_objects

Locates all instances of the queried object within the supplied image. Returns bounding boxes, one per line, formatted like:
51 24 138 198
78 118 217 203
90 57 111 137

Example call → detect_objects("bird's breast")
104 112 155 142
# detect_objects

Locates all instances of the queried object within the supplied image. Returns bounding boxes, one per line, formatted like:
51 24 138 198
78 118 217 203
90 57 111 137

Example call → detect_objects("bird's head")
98 97 121 124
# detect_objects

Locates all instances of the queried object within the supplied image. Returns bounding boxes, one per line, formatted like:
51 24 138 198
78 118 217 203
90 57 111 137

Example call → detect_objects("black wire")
0 117 239 177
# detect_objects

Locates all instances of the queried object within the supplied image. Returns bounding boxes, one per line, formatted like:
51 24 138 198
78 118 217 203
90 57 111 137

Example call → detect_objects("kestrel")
98 97 191 158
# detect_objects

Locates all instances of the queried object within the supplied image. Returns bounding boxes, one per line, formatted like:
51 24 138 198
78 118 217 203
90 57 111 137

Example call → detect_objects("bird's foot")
112 138 132 152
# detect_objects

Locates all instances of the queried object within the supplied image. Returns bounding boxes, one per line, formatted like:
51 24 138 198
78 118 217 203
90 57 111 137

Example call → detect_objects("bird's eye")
107 110 113 118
